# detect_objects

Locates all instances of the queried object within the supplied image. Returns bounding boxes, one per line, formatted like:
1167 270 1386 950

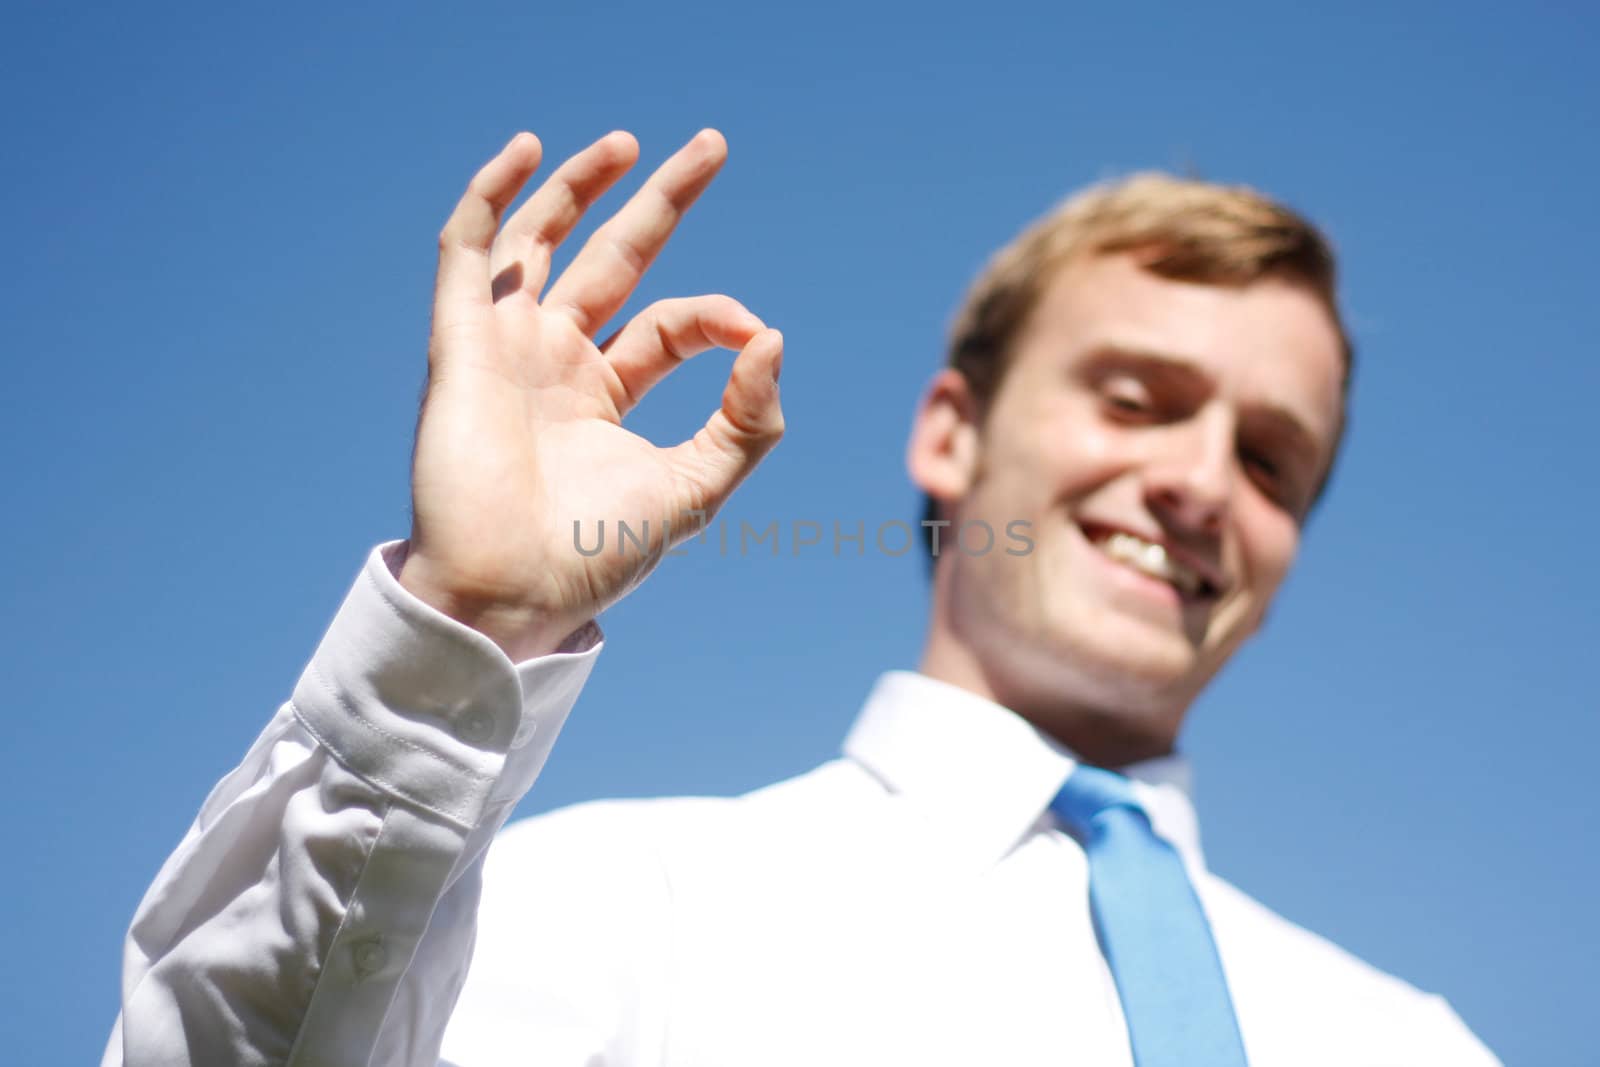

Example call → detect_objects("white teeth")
1100 531 1205 597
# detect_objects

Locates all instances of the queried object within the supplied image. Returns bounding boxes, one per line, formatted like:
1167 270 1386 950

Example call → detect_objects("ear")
907 369 983 506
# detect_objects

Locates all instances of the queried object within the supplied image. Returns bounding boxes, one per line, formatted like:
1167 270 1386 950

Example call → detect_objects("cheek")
973 396 1129 515
1071 421 1123 467
1048 418 1133 501
1005 400 1124 480
1238 504 1300 592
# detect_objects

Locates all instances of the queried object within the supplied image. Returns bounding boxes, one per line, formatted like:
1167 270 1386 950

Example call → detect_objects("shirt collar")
842 671 1207 874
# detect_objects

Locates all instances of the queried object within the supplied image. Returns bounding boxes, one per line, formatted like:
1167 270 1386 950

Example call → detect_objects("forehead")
1012 253 1347 443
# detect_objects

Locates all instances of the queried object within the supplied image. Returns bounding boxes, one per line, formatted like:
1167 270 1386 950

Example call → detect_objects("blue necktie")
1050 764 1249 1066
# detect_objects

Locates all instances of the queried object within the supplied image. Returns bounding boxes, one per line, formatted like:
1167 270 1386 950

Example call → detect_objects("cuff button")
352 937 388 978
455 709 495 745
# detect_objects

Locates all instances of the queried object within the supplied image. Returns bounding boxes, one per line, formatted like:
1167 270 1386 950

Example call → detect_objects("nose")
1143 412 1233 536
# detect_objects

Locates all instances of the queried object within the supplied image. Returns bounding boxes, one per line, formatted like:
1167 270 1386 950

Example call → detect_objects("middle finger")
489 130 641 300
544 128 728 336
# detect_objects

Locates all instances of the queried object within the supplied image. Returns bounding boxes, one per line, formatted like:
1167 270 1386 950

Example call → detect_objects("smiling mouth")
1080 523 1221 601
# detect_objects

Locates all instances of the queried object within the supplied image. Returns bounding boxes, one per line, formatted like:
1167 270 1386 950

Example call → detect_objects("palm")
402 131 785 658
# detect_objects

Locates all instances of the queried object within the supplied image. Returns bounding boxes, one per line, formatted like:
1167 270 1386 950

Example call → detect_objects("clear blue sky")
3 3 1594 1063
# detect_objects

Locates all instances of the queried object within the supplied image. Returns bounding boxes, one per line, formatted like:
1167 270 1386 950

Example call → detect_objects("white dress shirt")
105 544 1501 1066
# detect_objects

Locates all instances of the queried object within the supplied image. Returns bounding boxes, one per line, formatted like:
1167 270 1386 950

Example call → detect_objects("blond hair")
924 172 1354 560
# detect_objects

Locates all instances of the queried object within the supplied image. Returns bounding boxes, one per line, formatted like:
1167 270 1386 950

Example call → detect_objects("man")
106 129 1501 1065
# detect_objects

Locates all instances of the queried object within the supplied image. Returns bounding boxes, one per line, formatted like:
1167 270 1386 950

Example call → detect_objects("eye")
1242 449 1278 482
1101 378 1155 419
1242 447 1306 514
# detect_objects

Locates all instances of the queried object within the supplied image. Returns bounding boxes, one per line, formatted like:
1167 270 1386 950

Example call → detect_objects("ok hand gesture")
398 130 785 660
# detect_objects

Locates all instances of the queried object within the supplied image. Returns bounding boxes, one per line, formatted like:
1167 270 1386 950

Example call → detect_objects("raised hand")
398 130 785 660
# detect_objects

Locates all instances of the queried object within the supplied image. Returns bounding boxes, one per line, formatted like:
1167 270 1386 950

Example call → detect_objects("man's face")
934 252 1346 731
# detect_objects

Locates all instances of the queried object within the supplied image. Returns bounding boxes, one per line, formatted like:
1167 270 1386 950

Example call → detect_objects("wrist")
396 546 586 661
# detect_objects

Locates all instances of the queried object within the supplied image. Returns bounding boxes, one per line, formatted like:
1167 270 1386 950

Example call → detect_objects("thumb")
665 327 785 522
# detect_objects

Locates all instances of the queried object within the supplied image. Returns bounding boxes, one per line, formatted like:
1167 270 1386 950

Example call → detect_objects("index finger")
544 129 727 337
434 133 544 328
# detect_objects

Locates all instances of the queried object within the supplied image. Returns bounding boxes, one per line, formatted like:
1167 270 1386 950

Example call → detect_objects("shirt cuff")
289 541 603 831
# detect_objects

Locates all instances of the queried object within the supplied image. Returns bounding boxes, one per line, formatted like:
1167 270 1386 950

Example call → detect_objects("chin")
948 550 1234 717
1067 633 1207 706
975 617 1204 720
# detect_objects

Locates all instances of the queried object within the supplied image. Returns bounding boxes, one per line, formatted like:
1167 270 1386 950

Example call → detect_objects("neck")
917 585 1189 769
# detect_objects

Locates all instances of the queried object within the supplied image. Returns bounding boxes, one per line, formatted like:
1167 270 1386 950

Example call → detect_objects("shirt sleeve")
103 542 603 1067
1410 994 1505 1066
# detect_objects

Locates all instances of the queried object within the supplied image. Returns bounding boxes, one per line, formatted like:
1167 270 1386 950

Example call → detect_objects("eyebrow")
1082 344 1324 460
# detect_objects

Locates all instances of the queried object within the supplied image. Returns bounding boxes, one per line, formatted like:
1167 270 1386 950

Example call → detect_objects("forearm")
105 543 601 1067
